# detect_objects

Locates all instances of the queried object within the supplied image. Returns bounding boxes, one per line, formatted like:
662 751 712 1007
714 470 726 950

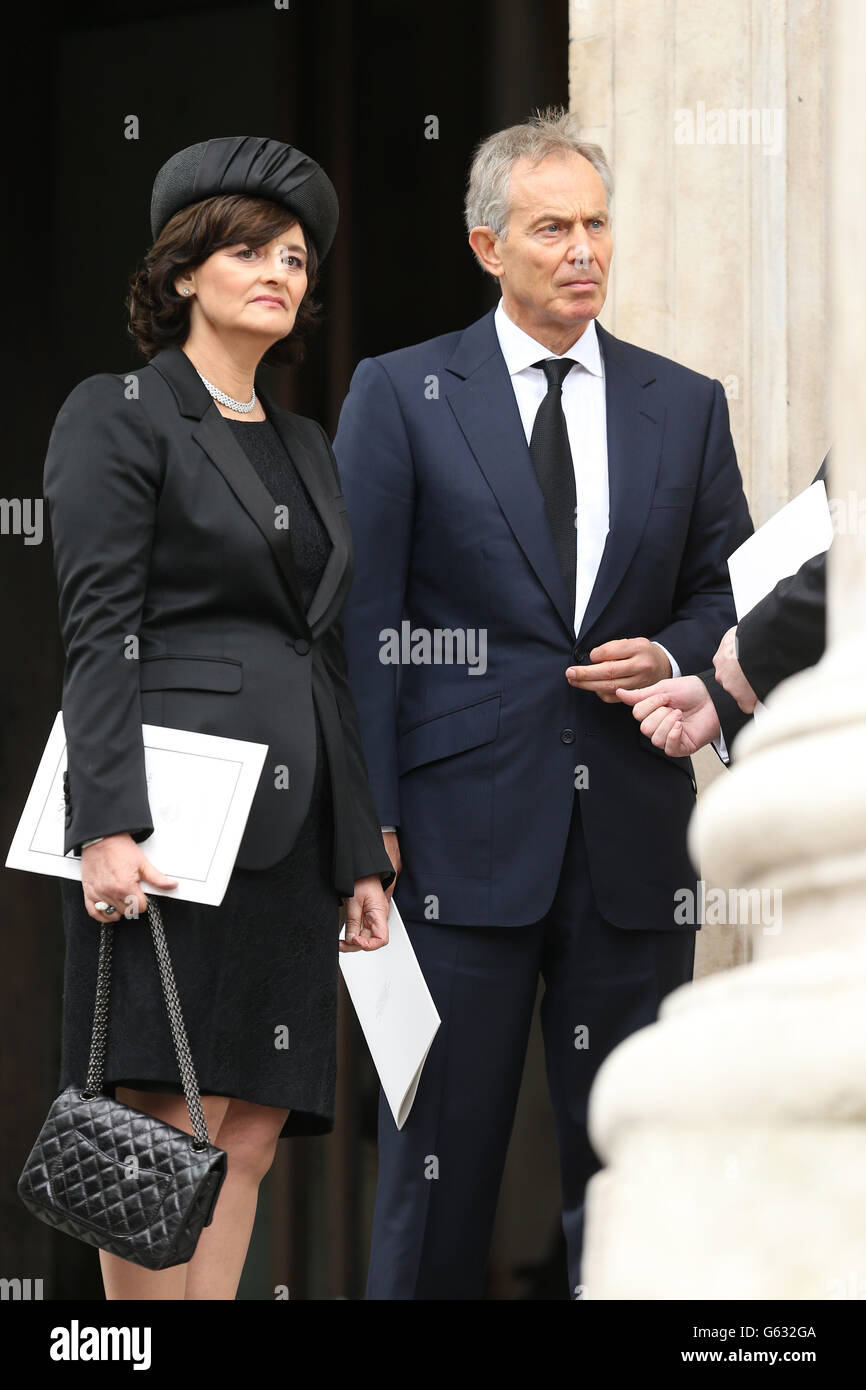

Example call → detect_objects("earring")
182 289 191 296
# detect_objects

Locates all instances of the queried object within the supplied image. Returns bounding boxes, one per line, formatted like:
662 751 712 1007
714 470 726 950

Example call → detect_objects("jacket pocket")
139 655 243 693
398 692 502 775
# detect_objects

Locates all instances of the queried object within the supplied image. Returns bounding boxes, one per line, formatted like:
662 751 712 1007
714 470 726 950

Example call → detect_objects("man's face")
492 151 612 342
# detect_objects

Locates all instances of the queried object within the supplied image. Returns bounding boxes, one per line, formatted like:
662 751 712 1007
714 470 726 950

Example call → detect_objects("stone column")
579 0 866 1299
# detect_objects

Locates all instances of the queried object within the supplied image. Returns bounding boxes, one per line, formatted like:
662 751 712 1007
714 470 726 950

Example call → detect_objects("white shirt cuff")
652 641 681 679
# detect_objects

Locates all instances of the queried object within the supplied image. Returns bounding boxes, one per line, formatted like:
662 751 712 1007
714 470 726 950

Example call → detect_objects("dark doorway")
2 0 568 1299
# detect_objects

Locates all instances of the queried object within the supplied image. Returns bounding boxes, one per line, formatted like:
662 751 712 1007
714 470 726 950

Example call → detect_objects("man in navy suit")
334 108 753 1299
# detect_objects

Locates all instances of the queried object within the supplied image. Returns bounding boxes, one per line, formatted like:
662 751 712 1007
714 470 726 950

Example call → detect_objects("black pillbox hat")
150 135 339 260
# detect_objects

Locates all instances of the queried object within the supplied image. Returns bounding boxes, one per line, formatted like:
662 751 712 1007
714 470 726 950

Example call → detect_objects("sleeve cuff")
652 641 681 680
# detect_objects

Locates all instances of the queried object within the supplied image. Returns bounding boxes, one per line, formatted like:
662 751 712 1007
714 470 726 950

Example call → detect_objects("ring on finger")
94 900 117 915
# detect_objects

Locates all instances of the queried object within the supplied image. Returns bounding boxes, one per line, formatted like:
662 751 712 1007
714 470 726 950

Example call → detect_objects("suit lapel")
444 311 576 636
444 313 666 643
576 325 665 641
149 347 349 638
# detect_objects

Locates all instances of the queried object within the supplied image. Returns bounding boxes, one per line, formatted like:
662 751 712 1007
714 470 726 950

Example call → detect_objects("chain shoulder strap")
84 896 211 1150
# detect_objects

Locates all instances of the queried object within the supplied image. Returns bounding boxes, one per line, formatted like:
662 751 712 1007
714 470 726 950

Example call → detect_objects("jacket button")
572 646 591 664
560 729 575 745
293 638 311 655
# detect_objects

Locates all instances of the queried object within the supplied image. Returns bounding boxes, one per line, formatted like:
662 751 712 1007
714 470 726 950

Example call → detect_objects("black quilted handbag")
17 895 227 1270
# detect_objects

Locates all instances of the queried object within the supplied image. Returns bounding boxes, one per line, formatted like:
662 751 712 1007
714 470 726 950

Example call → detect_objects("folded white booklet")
727 479 833 620
5 711 268 906
340 899 441 1129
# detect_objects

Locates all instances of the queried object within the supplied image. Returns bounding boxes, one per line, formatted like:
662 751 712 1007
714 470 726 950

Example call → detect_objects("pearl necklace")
196 370 257 414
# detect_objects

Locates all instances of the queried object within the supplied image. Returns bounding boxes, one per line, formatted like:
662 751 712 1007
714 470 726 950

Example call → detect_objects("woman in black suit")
42 136 393 1300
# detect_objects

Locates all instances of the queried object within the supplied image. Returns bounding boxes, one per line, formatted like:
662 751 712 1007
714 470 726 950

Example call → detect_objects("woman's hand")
81 833 179 924
339 875 390 953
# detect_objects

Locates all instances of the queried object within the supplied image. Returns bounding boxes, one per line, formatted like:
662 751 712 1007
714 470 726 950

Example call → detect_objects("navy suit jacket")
334 309 753 930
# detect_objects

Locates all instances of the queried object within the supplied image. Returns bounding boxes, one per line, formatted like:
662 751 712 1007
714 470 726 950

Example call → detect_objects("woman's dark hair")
126 194 322 367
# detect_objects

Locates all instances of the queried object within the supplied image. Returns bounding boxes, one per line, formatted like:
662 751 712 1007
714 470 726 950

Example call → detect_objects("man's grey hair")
464 106 614 239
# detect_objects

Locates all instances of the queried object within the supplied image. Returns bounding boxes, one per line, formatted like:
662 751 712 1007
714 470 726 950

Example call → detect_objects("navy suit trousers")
365 791 696 1300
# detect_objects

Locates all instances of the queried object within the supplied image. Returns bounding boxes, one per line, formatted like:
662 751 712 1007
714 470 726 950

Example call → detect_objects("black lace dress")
57 416 340 1139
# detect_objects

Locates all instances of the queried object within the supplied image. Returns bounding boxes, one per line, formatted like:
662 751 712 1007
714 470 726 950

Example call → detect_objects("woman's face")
176 221 308 343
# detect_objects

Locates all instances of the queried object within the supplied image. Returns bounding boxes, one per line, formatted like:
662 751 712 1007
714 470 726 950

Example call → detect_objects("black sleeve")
697 667 753 759
736 550 827 701
43 374 161 855
318 617 396 893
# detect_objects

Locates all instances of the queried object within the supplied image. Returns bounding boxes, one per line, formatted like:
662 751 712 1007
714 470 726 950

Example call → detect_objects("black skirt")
56 712 341 1139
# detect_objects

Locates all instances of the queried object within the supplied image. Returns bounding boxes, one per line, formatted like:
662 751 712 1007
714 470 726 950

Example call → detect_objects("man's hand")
566 638 672 703
382 831 401 901
340 875 390 953
713 625 759 714
617 676 721 757
81 832 179 922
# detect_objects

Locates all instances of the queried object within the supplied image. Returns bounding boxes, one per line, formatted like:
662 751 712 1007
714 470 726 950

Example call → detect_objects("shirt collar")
494 298 604 379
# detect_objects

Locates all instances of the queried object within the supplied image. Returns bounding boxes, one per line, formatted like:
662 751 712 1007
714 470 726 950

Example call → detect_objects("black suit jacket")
42 345 394 898
701 454 829 751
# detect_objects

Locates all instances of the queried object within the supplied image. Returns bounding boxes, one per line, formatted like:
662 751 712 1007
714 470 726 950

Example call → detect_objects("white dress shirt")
493 299 680 674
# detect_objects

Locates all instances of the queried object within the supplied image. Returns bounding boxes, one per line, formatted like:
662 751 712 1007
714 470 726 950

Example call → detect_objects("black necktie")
529 358 577 605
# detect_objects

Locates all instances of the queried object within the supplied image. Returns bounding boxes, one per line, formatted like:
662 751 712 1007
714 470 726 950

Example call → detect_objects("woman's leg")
99 1088 230 1300
183 1098 289 1301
